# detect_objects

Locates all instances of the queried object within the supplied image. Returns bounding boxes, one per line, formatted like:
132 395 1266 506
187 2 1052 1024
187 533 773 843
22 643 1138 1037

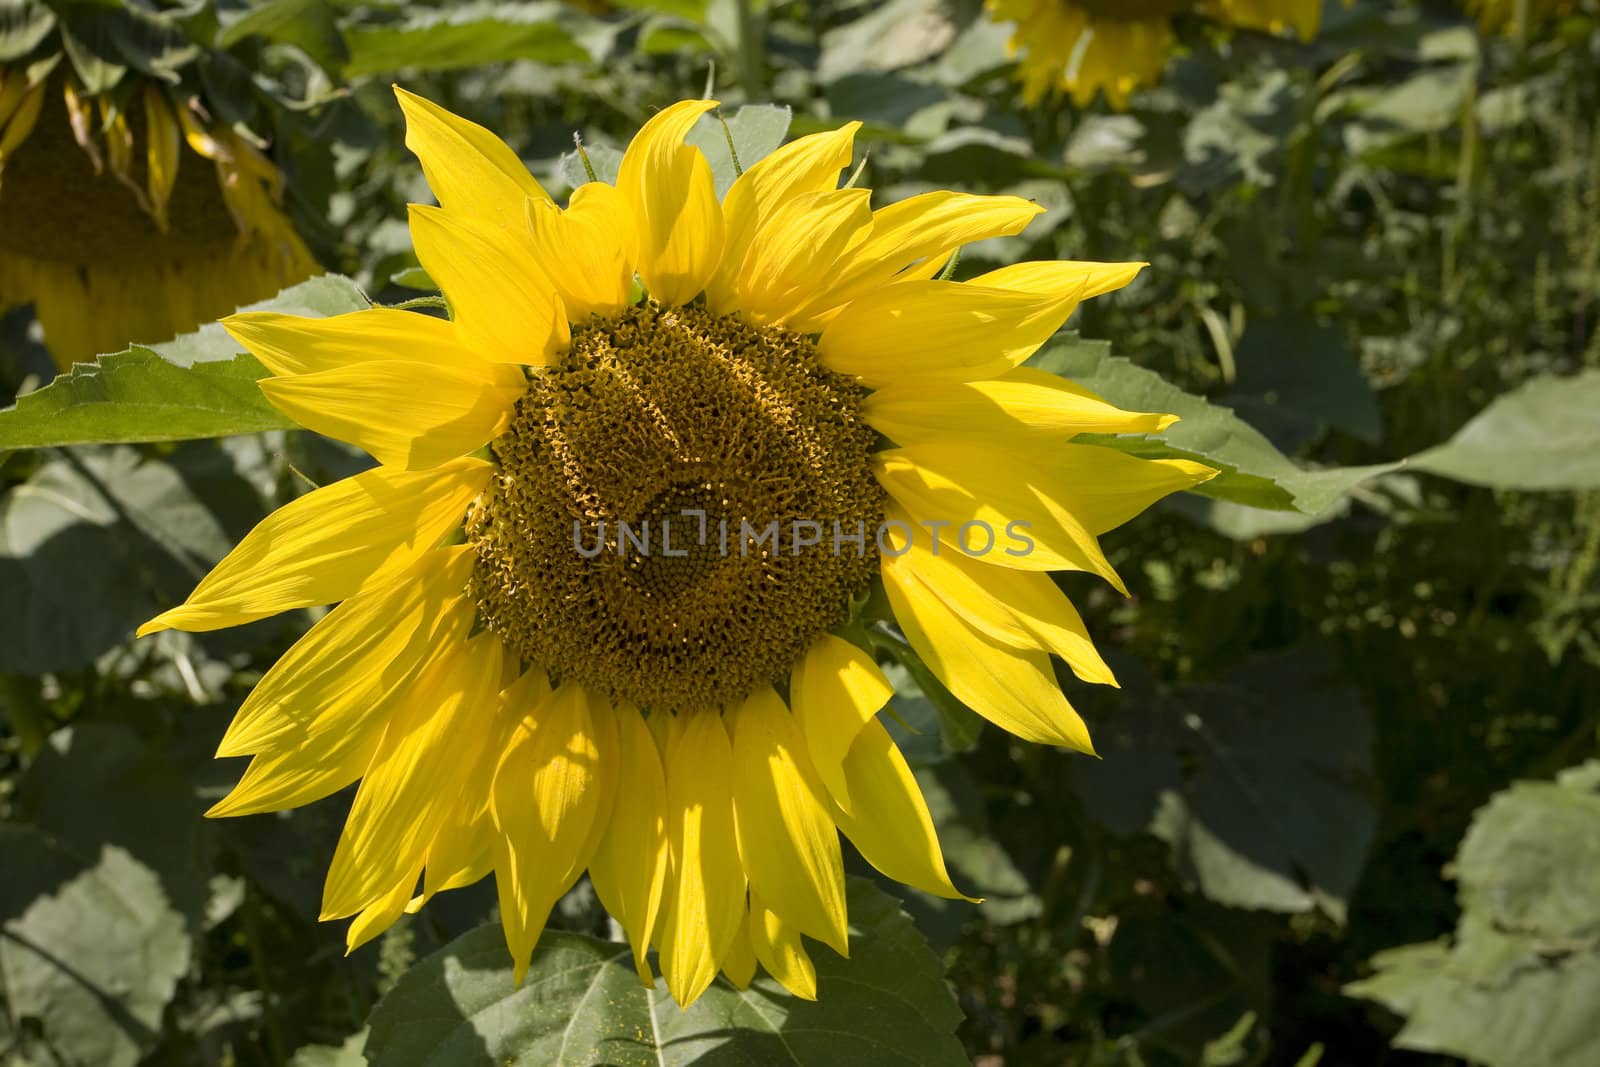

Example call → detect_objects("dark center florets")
468 303 885 714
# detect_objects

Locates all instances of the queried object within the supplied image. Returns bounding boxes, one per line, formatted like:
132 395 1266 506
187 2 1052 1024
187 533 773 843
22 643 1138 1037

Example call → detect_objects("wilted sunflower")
140 90 1213 1007
986 0 1321 108
1463 0 1575 33
0 26 316 368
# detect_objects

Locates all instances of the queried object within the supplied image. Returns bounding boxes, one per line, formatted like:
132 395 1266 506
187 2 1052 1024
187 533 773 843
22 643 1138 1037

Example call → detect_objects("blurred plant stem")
735 0 767 97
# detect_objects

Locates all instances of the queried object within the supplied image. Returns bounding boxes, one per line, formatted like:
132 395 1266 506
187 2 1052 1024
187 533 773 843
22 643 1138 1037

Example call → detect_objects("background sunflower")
0 0 322 368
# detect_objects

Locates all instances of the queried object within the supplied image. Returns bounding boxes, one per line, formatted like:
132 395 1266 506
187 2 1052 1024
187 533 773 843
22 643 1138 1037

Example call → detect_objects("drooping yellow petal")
706 122 861 314
491 679 618 984
589 706 670 986
213 546 476 759
882 546 1095 753
747 888 818 1001
419 693 524 903
408 204 567 366
345 868 421 953
826 719 970 901
616 100 724 307
787 191 1044 331
321 631 505 919
0 79 44 164
394 86 550 234
874 446 1124 588
789 634 893 814
720 909 758 991
895 531 1116 688
527 181 637 323
969 260 1147 302
863 367 1178 445
818 278 1086 388
142 86 180 231
719 189 873 326
223 307 520 381
259 359 524 471
139 458 490 635
658 711 745 1007
730 688 849 956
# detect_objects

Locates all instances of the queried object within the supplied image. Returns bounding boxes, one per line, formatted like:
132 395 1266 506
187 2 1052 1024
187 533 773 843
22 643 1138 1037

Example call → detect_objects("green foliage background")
2 0 1599 1064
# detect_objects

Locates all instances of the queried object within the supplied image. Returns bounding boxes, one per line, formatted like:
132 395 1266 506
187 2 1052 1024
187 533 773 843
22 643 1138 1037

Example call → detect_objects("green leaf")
0 825 190 1067
218 0 348 73
0 275 369 453
363 879 966 1066
289 1032 368 1067
0 445 265 671
0 0 55 63
1031 336 1400 515
1075 645 1376 918
685 104 792 198
1410 370 1600 489
342 1 587 77
0 350 293 452
556 140 623 190
1347 763 1600 1067
816 0 956 85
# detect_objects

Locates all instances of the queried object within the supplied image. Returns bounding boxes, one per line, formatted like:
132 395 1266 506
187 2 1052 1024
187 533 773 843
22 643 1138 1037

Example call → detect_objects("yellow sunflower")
1464 0 1576 33
0 66 317 368
986 0 1321 108
139 90 1214 1007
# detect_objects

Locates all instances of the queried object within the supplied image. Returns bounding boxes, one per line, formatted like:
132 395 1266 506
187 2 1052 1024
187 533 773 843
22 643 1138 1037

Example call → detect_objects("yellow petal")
895 530 1116 687
730 688 849 955
863 366 1178 445
321 631 505 919
408 204 567 366
589 705 670 986
818 277 1087 388
0 79 44 162
420 695 523 902
394 86 550 234
720 909 758 991
213 546 477 759
874 446 1123 588
882 546 1095 752
720 189 873 326
491 679 618 984
144 85 180 231
527 181 637 323
658 711 745 1007
787 191 1044 331
139 458 489 635
747 887 818 1001
259 359 524 471
789 634 893 814
827 719 971 900
345 869 420 953
223 307 519 381
616 100 724 307
969 260 1147 301
706 122 860 314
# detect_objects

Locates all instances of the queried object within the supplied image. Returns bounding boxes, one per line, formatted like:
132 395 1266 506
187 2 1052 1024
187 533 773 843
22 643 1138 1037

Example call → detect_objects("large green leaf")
0 275 368 453
342 1 587 76
0 0 55 63
363 879 966 1066
1074 645 1375 919
1032 336 1399 515
0 445 266 672
1347 763 1600 1067
1410 370 1600 489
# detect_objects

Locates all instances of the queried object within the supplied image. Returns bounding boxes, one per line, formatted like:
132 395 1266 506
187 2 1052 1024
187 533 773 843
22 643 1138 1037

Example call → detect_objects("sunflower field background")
1 0 1598 1064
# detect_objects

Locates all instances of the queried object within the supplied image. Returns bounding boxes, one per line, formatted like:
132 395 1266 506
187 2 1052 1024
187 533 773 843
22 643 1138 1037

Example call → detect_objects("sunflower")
1463 0 1575 34
139 90 1214 1007
987 0 1321 108
0 56 316 368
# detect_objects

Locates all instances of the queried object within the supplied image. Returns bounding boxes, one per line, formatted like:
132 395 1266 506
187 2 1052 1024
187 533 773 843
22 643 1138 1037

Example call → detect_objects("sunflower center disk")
469 304 885 713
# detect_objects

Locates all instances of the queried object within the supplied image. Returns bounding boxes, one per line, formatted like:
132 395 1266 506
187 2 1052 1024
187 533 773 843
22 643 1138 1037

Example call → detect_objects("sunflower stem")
734 0 767 96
